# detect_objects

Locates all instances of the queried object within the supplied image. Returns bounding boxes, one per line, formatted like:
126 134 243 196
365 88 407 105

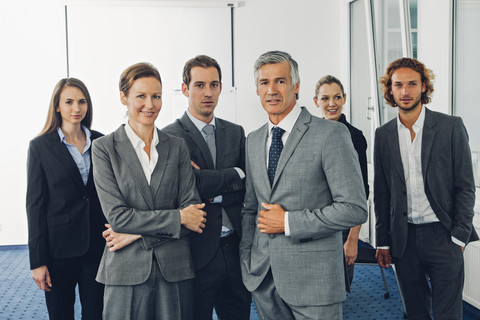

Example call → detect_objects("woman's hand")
103 224 141 252
180 203 206 233
32 265 52 291
344 238 359 266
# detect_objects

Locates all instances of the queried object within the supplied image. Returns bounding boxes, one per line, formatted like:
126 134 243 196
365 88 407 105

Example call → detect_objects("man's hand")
344 238 358 266
180 203 206 233
32 265 52 291
376 248 392 268
103 224 141 252
257 203 285 234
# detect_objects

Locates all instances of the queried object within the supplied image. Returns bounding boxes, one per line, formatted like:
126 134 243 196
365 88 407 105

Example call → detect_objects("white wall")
234 0 344 134
0 0 346 245
417 0 452 114
0 0 67 245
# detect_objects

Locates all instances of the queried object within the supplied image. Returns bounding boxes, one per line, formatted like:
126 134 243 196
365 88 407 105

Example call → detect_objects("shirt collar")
186 109 216 132
124 122 159 149
57 126 92 149
268 103 301 136
396 105 425 131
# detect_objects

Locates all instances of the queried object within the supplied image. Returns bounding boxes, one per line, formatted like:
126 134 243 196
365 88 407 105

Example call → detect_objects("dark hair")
119 62 162 96
40 78 93 135
183 55 222 88
254 50 300 99
314 75 345 98
379 57 435 107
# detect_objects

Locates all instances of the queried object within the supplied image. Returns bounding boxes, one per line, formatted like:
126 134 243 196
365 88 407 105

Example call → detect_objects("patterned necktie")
268 127 285 186
202 124 216 167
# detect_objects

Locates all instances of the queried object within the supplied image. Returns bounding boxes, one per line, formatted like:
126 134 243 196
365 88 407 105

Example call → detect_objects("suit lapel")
252 124 271 192
385 120 406 184
180 113 215 169
272 108 310 188
150 130 170 200
114 125 155 209
47 131 86 191
421 108 436 180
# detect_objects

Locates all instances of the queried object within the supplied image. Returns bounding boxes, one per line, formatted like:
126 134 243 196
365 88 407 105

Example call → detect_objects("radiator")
463 221 480 309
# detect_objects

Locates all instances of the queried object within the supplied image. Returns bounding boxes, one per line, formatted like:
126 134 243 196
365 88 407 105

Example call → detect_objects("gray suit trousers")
252 269 342 320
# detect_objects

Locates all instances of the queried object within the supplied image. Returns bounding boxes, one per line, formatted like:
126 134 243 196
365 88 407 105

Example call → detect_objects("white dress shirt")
124 123 159 185
397 106 439 225
264 104 302 236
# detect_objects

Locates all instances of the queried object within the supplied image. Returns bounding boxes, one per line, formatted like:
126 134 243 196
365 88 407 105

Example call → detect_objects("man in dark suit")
239 50 367 320
162 55 251 320
374 57 478 319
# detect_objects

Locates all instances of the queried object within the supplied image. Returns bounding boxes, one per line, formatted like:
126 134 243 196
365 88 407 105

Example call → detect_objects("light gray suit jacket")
240 107 368 306
374 107 478 258
92 125 201 285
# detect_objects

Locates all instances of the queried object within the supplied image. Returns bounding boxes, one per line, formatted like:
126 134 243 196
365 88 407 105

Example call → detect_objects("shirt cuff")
211 195 222 204
234 167 245 179
284 211 290 236
376 246 389 250
451 236 465 247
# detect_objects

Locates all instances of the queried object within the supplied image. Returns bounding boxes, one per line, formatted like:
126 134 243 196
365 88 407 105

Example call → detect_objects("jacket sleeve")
26 140 49 269
450 117 476 244
92 137 200 248
287 125 368 241
373 128 391 247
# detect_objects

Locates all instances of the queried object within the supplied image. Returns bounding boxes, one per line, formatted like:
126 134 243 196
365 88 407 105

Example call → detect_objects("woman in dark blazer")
26 78 106 319
92 62 206 320
314 75 369 292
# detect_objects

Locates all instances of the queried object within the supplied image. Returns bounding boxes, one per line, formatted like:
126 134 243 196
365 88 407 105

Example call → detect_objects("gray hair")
254 51 300 99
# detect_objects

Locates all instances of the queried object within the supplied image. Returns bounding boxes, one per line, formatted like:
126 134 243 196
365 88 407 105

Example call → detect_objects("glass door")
349 0 417 245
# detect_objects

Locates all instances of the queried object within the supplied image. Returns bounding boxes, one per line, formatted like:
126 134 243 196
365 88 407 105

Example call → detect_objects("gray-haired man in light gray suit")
239 51 368 320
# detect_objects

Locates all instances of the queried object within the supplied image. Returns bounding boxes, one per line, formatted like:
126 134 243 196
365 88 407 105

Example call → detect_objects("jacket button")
269 234 275 239
83 196 88 201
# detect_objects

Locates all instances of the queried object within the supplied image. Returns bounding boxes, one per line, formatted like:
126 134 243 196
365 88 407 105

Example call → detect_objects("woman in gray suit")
314 75 369 292
92 62 206 319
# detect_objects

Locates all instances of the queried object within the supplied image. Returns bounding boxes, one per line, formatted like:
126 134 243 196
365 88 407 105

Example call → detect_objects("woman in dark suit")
26 78 106 319
92 62 206 319
314 75 369 292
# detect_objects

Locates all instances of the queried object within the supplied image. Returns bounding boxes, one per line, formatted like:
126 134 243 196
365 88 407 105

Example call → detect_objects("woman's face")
313 83 346 121
121 77 162 129
56 86 88 127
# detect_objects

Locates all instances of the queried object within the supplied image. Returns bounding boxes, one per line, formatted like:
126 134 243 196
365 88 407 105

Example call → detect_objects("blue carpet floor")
1 245 479 319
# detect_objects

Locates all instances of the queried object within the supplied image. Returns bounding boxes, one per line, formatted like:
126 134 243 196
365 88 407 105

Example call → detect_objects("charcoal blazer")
92 125 201 285
162 112 246 270
374 107 478 258
240 107 368 307
26 130 107 270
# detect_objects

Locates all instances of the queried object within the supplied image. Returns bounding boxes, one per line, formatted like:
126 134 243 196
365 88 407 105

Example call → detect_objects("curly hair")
379 57 435 107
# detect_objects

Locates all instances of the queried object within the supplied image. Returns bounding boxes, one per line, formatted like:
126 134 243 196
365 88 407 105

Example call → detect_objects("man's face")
256 61 299 124
182 66 222 123
390 67 426 112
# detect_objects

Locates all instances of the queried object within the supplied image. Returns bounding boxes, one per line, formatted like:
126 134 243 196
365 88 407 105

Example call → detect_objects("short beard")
396 95 422 112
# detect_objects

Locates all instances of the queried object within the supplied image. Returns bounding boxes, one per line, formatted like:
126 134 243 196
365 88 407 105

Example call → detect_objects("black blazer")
26 130 107 269
162 113 246 270
374 108 478 258
338 114 369 198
